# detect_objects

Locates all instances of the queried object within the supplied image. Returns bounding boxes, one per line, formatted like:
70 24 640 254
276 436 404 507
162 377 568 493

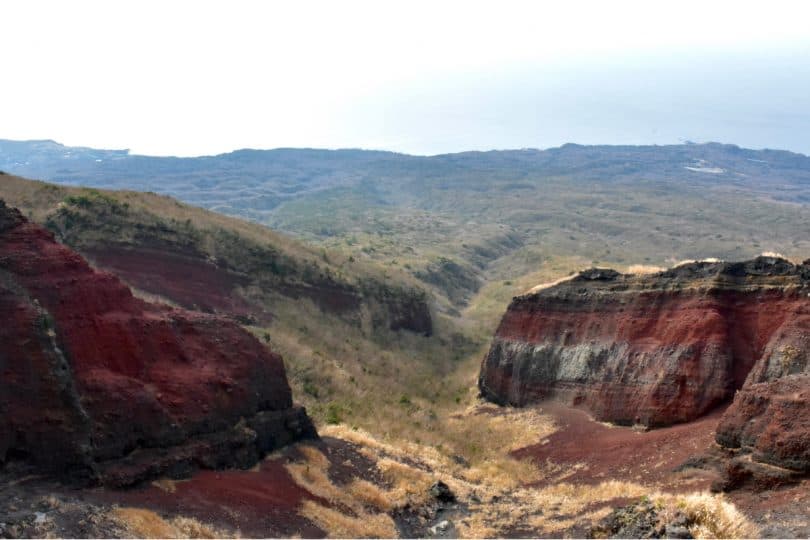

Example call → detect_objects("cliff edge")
0 201 316 486
479 257 809 471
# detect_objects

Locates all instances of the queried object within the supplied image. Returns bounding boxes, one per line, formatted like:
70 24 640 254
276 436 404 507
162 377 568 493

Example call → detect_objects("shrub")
325 403 342 424
303 380 320 398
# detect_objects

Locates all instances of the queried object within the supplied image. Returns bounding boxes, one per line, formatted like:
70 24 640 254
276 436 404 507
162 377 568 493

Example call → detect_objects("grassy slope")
6 141 810 312
0 175 482 437
270 167 810 295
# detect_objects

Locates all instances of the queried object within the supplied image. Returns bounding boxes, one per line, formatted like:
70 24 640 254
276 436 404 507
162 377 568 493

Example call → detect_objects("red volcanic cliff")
479 258 810 470
0 201 316 486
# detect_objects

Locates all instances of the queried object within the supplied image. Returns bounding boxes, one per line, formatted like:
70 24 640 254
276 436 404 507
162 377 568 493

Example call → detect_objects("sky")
2 0 810 156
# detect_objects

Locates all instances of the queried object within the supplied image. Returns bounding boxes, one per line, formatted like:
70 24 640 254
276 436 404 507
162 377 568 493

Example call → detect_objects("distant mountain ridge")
4 139 810 205
4 138 810 311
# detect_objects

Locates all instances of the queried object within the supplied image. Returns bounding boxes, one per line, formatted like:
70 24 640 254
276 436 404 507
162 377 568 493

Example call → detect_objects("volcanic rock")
0 200 316 486
479 257 810 470
429 480 456 503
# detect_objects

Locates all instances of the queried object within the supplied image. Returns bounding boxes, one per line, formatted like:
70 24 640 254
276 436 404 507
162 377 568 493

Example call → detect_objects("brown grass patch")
112 508 178 538
320 421 618 538
626 264 665 275
655 492 758 539
112 507 223 539
285 444 397 538
320 401 554 509
450 480 651 537
376 457 435 507
346 479 394 512
298 500 396 538
526 274 578 294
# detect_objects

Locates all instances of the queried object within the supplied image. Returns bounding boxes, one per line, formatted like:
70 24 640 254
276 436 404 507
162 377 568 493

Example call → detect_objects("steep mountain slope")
0 174 431 335
0 200 315 486
0 175 481 435
479 256 810 471
3 140 810 308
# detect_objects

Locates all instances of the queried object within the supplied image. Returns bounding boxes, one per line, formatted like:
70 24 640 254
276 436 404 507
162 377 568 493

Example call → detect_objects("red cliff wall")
0 201 316 485
479 259 810 470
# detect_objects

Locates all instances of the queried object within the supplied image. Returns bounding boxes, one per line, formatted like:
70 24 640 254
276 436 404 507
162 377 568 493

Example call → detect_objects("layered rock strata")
479 257 810 470
0 201 316 486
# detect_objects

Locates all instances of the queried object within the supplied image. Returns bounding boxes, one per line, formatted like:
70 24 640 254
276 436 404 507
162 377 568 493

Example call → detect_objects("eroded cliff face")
0 201 316 486
479 258 810 470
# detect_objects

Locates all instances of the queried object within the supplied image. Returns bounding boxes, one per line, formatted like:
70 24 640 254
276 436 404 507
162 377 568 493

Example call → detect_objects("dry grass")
448 401 557 453
285 444 397 538
285 445 346 508
112 507 224 539
626 263 666 275
672 257 723 267
320 399 555 501
376 458 436 507
453 482 757 538
113 508 178 538
451 479 647 538
318 423 648 538
462 480 649 537
297 433 756 540
655 492 758 539
526 274 578 294
171 517 228 539
346 479 394 512
536 480 649 515
298 500 396 539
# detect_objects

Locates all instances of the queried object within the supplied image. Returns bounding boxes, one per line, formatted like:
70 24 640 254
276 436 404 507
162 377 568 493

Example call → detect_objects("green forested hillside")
3 140 810 311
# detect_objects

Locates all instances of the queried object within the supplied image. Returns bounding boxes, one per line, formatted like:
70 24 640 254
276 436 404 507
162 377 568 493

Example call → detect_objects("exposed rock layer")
479 257 810 470
0 201 316 485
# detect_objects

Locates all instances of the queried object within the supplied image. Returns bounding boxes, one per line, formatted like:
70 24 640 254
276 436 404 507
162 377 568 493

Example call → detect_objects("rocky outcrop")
0 201 316 486
716 375 809 472
479 257 810 470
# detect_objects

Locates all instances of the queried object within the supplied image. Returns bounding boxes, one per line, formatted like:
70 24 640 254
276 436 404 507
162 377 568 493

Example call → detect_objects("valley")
4 140 810 314
1 141 809 538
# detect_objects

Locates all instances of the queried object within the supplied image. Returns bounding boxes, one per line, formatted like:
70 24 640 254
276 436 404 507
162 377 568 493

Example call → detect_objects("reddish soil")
83 246 266 322
92 453 325 538
514 401 810 537
514 402 724 489
86 437 382 538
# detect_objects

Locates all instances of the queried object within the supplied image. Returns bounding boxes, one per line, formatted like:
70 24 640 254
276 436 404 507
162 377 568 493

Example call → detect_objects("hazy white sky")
2 0 809 156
